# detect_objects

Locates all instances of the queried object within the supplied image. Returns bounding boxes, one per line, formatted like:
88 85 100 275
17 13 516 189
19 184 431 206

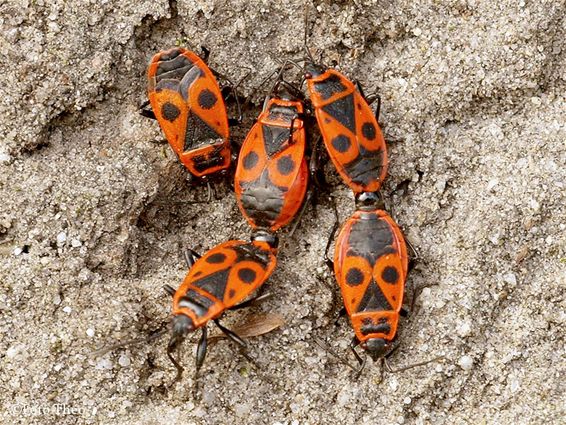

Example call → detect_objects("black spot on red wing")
324 118 332 124
191 269 231 300
238 267 257 284
198 89 218 109
357 281 392 312
331 134 351 153
276 155 295 175
206 252 227 264
243 151 259 170
322 93 356 133
193 271 203 277
314 74 347 100
382 266 399 284
345 267 364 286
262 125 291 157
162 102 181 122
229 289 236 298
362 122 377 140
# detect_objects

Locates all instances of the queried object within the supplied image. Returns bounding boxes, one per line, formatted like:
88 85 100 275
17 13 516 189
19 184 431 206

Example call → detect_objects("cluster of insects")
101 21 438 389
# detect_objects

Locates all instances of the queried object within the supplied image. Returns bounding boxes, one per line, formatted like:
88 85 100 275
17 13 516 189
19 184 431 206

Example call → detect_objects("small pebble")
86 328 95 337
13 247 22 256
57 232 67 245
389 377 399 391
96 358 113 370
457 321 472 337
486 179 499 191
118 355 131 367
337 389 351 406
6 345 19 358
458 355 474 370
502 273 517 286
234 403 251 418
529 199 540 211
63 306 72 313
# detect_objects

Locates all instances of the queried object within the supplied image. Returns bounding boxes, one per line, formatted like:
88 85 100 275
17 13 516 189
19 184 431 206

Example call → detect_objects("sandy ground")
1 1 565 424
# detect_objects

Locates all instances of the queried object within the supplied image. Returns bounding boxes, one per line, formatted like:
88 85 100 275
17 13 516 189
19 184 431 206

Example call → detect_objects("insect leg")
184 249 202 269
214 319 246 347
230 293 273 311
195 326 208 372
354 80 381 121
214 319 258 367
167 340 185 383
334 306 347 326
349 337 367 379
324 199 340 271
163 285 176 297
139 99 156 120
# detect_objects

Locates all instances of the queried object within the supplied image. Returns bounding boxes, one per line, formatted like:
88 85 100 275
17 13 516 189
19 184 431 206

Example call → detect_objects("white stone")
502 273 517 286
486 179 499 191
57 232 67 245
457 321 472 337
118 355 131 367
96 358 113 370
458 355 474 370
6 345 19 358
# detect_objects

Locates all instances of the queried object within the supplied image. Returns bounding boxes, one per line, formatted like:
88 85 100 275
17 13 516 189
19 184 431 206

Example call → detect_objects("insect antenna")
313 337 365 377
303 1 316 63
385 355 445 373
90 326 169 357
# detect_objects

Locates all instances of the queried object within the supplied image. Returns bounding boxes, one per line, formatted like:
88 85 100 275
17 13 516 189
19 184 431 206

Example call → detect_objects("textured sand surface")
1 1 565 424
